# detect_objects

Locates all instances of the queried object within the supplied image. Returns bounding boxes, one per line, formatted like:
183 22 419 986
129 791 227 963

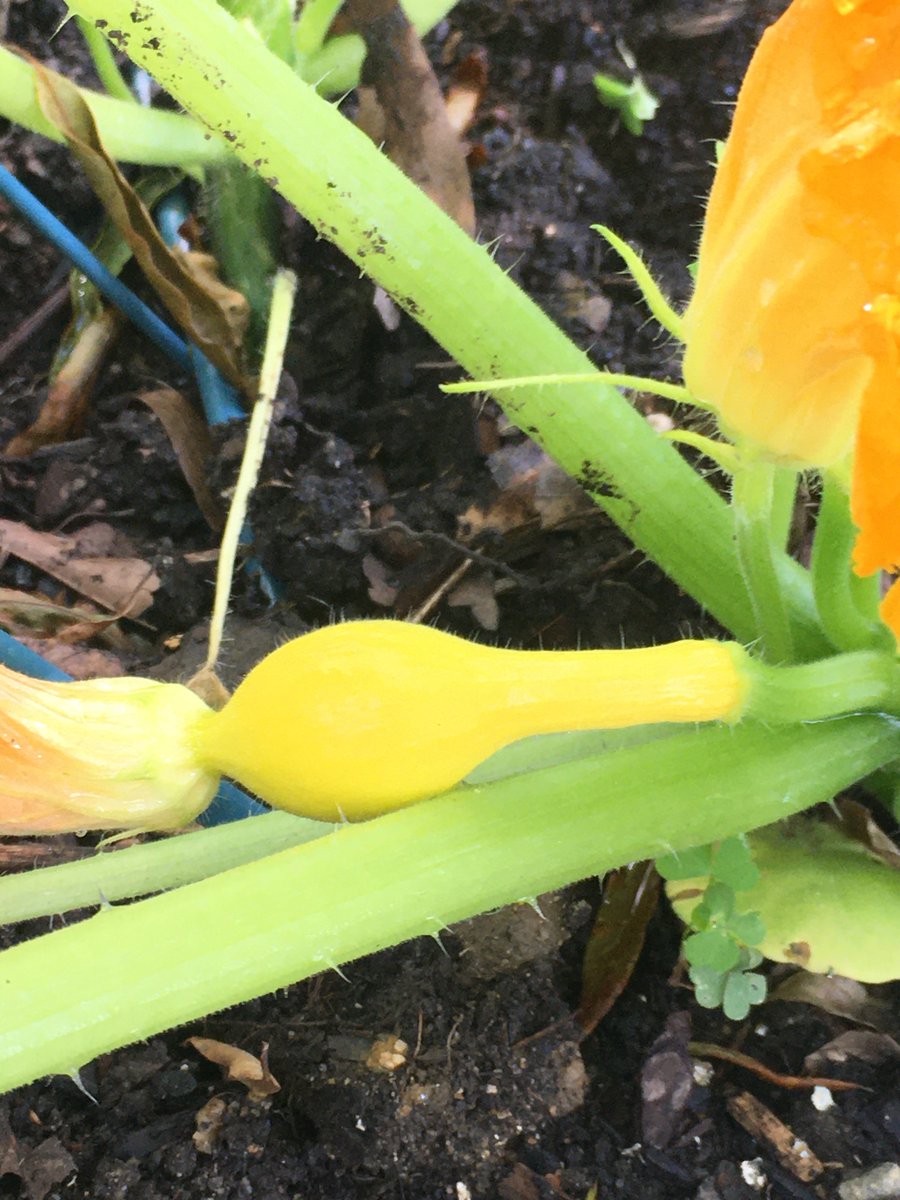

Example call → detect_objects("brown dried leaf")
462 442 594 543
444 49 487 136
193 1096 227 1154
577 862 660 1036
446 572 499 631
4 308 122 455
137 388 224 530
33 65 250 389
640 1010 693 1150
186 1037 280 1099
0 519 159 619
769 971 893 1031
362 552 399 607
804 1030 900 1074
832 797 900 870
348 0 475 233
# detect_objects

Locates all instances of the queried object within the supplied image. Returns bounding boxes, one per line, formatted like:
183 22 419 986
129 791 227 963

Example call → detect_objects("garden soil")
1 1 899 1198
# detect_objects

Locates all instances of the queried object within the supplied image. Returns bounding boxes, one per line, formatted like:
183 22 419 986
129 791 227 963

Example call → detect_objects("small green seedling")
658 837 767 1020
593 44 660 135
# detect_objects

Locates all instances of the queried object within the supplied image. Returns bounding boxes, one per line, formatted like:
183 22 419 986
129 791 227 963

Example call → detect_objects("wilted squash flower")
0 668 217 834
681 0 900 615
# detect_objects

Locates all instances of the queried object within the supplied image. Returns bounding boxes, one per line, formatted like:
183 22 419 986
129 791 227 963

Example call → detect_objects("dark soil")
1 2 899 1199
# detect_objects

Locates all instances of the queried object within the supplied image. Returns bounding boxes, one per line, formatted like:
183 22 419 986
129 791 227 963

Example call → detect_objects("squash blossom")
0 622 752 832
681 0 900 623
0 668 217 834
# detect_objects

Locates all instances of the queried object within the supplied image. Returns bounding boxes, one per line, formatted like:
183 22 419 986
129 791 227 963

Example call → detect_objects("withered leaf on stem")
4 307 123 456
33 63 250 390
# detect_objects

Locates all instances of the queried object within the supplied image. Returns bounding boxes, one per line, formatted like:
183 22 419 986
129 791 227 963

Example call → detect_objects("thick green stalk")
0 46 223 166
732 458 794 661
62 0 826 653
0 812 327 924
0 716 895 1092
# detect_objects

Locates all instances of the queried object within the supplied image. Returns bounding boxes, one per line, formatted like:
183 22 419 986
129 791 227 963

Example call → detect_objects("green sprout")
593 45 660 135
658 838 767 1021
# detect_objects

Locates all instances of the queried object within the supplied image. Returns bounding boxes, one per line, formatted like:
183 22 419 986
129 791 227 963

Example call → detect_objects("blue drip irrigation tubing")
0 630 266 824
0 163 192 371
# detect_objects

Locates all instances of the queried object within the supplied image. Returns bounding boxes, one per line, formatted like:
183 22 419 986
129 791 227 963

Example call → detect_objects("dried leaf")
832 797 900 870
444 49 487 137
640 1010 694 1150
186 1037 280 1099
446 572 499 631
365 1034 408 1073
769 971 893 1031
193 1096 227 1154
0 519 159 619
137 388 224 530
34 66 250 389
804 1030 900 1074
4 307 122 455
577 861 660 1035
348 0 475 233
362 552 399 607
461 442 594 544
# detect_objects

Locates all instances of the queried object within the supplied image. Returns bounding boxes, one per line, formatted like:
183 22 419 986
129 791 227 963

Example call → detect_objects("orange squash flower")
0 667 217 834
681 0 900 619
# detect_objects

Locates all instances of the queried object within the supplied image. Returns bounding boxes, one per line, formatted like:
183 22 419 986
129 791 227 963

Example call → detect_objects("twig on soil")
690 1041 868 1093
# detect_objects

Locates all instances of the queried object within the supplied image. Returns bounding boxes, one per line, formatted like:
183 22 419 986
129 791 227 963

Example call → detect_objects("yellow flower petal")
0 668 217 835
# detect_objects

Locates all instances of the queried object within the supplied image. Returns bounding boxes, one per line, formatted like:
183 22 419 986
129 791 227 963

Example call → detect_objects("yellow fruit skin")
194 620 748 822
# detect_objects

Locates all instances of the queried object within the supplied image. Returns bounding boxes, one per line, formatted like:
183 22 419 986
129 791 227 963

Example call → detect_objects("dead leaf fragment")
193 1095 228 1154
0 519 159 619
366 1034 409 1073
770 971 894 1031
577 861 660 1036
137 388 223 530
186 1037 280 1099
446 572 499 631
444 49 487 137
804 1030 900 1074
832 798 900 870
33 64 249 389
4 307 122 455
640 1010 694 1149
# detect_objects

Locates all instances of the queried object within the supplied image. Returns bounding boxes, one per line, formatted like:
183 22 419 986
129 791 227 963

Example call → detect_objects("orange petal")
683 0 900 477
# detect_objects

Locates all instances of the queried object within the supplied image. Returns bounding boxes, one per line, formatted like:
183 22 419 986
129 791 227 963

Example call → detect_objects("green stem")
75 17 135 103
62 0 828 655
294 0 345 59
0 46 223 167
732 458 795 662
0 716 895 1092
769 465 798 554
0 812 328 924
812 473 893 652
746 651 900 723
